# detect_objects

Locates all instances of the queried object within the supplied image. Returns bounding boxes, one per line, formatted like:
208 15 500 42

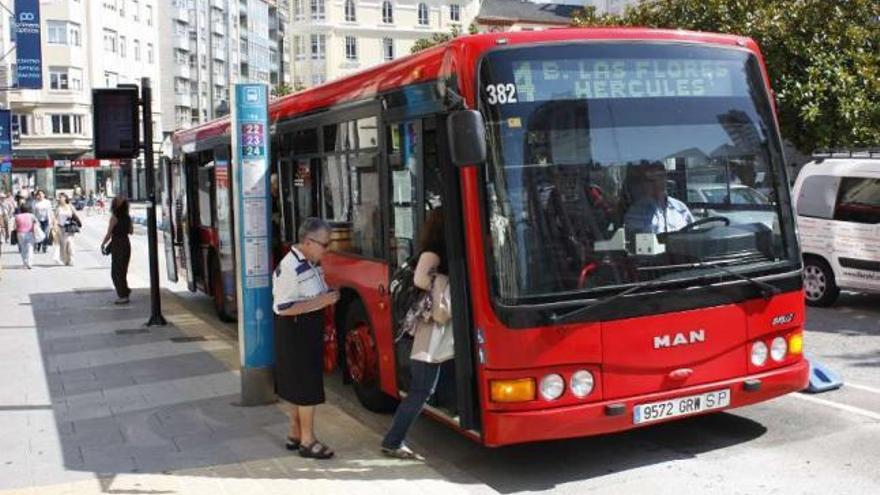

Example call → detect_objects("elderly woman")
273 217 340 459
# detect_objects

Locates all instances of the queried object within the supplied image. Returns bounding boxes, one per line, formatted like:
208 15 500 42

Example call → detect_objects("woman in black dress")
101 195 133 304
272 217 339 459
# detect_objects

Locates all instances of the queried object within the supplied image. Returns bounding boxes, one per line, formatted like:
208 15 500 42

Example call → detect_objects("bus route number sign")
241 123 265 157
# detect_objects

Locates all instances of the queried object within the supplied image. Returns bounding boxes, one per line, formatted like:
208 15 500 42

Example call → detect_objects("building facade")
0 0 163 200
158 0 291 135
288 0 479 89
475 0 641 32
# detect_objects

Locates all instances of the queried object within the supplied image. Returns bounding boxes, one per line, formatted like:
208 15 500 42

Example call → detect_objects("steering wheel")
678 216 730 233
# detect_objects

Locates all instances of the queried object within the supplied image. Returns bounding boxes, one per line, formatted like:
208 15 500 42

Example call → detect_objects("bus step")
803 356 843 394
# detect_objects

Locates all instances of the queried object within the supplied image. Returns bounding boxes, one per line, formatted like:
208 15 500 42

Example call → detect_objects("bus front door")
160 156 178 283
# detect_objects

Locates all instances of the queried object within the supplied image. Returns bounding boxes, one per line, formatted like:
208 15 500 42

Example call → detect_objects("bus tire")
211 254 235 322
342 300 398 413
803 256 839 307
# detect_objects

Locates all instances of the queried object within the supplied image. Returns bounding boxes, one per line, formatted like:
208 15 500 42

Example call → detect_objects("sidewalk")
0 215 482 494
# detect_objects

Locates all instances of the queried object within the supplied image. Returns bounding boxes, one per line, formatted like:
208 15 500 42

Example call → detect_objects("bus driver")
624 162 694 234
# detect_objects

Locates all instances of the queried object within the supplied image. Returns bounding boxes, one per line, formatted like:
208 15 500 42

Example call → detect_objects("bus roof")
172 27 758 149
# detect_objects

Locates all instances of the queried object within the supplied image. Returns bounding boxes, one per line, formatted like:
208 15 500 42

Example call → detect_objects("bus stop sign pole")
231 84 275 405
141 77 166 327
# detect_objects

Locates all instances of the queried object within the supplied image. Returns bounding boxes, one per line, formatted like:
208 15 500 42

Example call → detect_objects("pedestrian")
381 208 453 460
13 203 39 269
32 190 53 253
272 217 340 460
0 192 8 280
101 195 133 304
55 193 79 266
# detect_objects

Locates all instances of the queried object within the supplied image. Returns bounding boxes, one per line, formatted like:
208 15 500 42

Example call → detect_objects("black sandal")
299 440 334 459
285 437 301 451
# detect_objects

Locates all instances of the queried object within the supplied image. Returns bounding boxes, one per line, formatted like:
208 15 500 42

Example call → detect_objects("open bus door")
387 116 479 432
159 156 178 283
175 155 197 292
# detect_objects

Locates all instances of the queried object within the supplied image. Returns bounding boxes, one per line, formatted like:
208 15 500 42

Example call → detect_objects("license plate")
633 389 731 425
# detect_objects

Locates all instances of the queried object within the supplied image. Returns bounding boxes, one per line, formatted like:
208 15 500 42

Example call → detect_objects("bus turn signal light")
788 332 803 355
490 378 536 403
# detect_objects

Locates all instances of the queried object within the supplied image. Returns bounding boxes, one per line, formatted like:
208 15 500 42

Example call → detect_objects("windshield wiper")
550 277 668 324
694 261 781 300
550 261 781 324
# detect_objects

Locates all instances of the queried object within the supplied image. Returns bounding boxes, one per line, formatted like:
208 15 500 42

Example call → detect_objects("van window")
834 177 880 224
796 175 839 219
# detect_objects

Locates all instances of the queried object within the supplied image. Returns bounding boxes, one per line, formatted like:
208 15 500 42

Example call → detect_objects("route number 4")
485 83 517 105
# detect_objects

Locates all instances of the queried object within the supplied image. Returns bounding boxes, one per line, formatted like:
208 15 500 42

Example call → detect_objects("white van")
792 152 880 306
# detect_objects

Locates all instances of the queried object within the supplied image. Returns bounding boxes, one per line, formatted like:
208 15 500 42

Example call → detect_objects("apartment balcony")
213 73 227 87
212 47 227 61
173 34 191 51
176 64 192 79
176 93 193 107
211 0 226 10
212 23 226 36
173 6 190 22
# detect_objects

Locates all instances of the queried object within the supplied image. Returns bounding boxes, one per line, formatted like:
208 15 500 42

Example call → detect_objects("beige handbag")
410 274 454 363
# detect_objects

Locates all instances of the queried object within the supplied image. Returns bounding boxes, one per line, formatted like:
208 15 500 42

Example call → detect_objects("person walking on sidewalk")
272 217 339 460
33 190 53 253
55 193 79 266
13 203 38 269
381 208 454 460
101 195 133 304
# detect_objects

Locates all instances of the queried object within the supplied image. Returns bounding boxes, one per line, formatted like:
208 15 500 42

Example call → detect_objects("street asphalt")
0 205 878 494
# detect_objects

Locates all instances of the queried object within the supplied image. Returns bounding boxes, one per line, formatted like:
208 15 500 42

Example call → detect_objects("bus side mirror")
447 110 486 167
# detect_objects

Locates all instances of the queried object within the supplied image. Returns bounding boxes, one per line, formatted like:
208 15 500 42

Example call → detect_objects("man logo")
654 330 706 349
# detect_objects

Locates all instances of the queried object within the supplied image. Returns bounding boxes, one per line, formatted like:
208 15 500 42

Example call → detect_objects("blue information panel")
14 0 42 89
0 110 11 172
231 84 274 368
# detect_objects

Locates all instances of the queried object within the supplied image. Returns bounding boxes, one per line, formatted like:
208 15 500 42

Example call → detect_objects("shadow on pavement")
31 286 769 493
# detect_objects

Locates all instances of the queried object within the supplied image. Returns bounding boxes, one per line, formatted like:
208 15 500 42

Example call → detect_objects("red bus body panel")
171 28 807 446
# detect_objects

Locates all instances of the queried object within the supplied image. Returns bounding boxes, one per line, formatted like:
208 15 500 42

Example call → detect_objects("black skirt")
274 310 325 406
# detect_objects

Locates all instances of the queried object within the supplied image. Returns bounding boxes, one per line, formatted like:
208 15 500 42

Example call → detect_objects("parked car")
792 152 880 306
686 183 777 229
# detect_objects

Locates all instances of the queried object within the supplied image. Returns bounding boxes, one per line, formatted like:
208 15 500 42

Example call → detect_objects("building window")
293 36 304 60
344 0 356 22
103 29 118 53
49 67 83 91
119 36 126 58
418 3 428 25
104 71 118 87
310 34 325 60
47 21 80 46
311 73 325 86
383 38 394 61
119 0 126 17
133 0 139 21
134 40 141 61
450 4 460 22
382 1 393 24
344 36 357 61
310 0 325 21
147 43 154 63
12 114 29 136
50 115 84 135
146 5 153 26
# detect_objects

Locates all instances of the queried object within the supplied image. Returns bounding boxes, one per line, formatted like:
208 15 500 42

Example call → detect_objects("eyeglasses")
307 237 330 249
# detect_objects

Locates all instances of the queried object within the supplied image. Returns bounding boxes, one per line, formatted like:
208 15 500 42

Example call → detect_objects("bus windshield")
478 42 798 304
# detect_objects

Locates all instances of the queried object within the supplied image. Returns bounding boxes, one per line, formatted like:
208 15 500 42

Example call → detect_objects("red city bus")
166 28 809 446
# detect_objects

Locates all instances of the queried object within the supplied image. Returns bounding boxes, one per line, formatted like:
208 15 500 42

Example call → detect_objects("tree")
272 83 293 98
411 25 471 54
572 0 880 152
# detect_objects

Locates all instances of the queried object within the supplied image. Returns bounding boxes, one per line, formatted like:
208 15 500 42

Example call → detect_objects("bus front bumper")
481 359 810 447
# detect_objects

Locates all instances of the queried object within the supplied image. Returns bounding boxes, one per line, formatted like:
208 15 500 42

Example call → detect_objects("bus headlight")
751 341 769 366
770 337 787 362
570 370 594 398
539 374 565 401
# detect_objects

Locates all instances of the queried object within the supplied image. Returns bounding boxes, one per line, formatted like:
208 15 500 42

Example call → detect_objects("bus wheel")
803 257 839 307
211 255 235 322
343 302 397 413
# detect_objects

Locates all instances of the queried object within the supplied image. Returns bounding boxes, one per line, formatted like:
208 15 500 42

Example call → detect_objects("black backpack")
390 255 424 341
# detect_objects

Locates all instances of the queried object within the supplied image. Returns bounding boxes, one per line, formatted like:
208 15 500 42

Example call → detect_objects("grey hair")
298 217 331 240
